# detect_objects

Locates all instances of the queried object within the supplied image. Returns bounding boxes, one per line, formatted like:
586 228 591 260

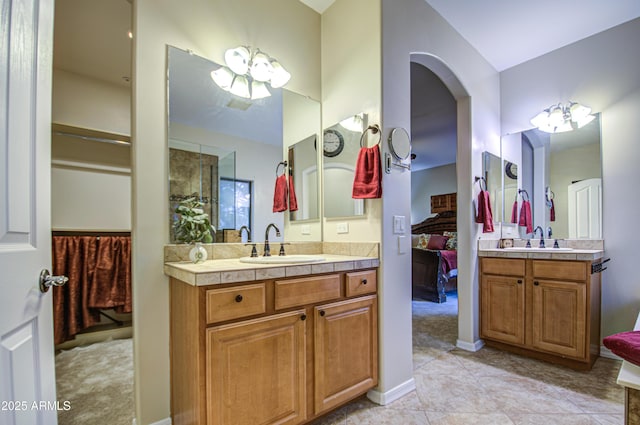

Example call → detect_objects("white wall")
133 1 321 422
51 69 132 232
382 0 501 374
410 163 457 223
321 0 382 244
53 69 131 135
500 18 640 338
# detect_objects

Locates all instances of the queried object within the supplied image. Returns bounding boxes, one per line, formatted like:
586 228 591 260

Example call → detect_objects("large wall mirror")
323 113 367 218
500 114 602 239
167 46 321 243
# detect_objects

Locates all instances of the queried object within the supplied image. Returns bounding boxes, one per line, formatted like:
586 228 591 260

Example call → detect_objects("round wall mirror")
388 127 411 160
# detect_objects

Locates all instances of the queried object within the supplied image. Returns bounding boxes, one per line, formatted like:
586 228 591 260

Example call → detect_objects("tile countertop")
478 248 605 261
164 254 380 286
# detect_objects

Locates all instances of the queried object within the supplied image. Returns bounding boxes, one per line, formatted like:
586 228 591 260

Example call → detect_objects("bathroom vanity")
164 253 379 425
478 245 605 370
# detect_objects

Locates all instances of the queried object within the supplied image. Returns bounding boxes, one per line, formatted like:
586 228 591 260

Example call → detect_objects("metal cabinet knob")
235 294 243 302
319 310 325 317
517 279 523 284
300 314 307 321
362 279 368 285
39 269 68 293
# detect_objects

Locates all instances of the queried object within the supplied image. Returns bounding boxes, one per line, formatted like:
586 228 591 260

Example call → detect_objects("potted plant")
173 197 213 263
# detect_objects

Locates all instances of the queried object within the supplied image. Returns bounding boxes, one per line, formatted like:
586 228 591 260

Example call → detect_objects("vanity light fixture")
530 101 595 133
339 113 365 132
210 46 291 100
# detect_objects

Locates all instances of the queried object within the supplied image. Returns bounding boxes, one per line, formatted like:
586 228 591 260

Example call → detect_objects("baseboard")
456 338 484 352
367 378 416 405
601 345 622 361
132 417 172 425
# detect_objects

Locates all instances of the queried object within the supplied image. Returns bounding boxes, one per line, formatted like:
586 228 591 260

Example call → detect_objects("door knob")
39 269 68 293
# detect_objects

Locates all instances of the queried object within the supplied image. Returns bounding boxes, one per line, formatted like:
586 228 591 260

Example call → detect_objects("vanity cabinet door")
530 279 586 359
313 295 378 415
206 310 308 425
480 274 525 345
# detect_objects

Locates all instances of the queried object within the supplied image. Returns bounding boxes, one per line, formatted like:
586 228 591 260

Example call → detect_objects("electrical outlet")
398 235 407 254
301 225 311 235
336 222 349 234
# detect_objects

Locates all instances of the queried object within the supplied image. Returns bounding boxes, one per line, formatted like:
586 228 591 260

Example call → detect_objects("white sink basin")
504 247 574 252
239 254 326 264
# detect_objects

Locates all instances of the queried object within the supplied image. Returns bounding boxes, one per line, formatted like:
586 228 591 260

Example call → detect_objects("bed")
411 210 458 303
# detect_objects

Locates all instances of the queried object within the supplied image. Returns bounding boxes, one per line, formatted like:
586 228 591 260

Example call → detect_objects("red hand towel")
603 331 640 367
288 175 298 212
273 174 288 212
519 200 533 234
511 201 518 223
352 145 382 199
475 190 494 233
550 198 556 222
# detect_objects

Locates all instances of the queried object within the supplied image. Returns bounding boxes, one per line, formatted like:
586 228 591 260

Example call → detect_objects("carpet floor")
55 338 134 425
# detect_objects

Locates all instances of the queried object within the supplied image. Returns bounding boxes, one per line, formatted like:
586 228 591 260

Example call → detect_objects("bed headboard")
411 210 457 235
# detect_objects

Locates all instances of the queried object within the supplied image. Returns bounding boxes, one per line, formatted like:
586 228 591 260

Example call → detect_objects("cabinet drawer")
206 283 266 324
346 270 377 297
532 260 587 281
275 274 341 310
481 258 525 276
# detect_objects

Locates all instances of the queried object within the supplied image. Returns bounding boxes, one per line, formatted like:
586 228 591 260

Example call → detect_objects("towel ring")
275 161 287 177
475 176 486 191
517 188 529 201
360 124 381 148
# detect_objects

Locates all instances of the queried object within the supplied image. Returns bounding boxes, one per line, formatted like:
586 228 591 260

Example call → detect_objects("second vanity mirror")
322 113 367 218
500 114 602 239
167 46 321 243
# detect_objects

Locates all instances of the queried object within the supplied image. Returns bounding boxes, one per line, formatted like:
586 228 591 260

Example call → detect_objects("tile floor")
312 294 625 425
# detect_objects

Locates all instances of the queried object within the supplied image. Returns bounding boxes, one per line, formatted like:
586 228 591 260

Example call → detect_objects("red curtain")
52 235 132 344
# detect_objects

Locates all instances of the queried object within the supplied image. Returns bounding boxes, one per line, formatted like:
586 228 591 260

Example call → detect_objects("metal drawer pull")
319 310 325 317
235 294 243 302
362 279 368 285
517 279 522 284
39 269 69 293
534 281 539 286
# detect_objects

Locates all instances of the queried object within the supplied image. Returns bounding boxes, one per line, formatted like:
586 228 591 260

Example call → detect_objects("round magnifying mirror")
388 127 411 160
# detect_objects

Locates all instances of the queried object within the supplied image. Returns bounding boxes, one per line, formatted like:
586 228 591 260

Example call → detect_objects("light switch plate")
336 222 349 234
301 224 311 235
393 215 406 234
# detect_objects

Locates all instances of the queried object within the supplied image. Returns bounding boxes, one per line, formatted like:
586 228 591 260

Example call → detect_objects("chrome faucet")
263 223 281 257
534 226 545 248
238 225 251 243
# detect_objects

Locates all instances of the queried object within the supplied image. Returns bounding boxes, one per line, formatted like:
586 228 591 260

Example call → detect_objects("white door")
568 178 602 239
0 0 57 424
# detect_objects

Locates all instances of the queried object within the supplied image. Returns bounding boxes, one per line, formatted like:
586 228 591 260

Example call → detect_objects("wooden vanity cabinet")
480 257 601 370
169 268 378 425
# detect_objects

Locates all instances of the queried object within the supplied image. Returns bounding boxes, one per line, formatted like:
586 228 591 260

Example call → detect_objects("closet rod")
53 131 131 146
52 123 131 146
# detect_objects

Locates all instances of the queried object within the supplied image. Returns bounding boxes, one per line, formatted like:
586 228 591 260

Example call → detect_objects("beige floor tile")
590 413 624 424
509 413 605 424
426 411 515 425
346 407 429 425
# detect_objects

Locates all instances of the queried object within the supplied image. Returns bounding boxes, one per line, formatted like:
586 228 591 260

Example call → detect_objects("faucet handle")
245 243 258 257
278 242 290 256
539 238 545 248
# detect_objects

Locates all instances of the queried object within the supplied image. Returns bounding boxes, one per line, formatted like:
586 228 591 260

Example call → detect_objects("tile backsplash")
164 241 379 263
